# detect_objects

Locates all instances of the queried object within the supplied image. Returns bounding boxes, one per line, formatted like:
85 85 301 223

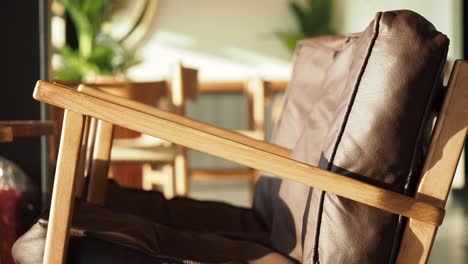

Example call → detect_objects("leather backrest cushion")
268 10 449 263
253 35 358 230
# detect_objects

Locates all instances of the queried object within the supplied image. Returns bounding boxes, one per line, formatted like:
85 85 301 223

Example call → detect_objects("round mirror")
102 0 158 49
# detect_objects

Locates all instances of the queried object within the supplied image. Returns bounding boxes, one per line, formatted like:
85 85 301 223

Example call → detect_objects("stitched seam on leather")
301 37 355 260
311 12 382 264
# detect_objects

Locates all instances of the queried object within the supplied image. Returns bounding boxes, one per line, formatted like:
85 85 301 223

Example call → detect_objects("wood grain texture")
43 110 84 264
396 60 468 263
0 120 55 138
34 80 444 226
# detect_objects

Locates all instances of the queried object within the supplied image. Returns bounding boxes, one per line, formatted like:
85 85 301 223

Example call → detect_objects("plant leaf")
276 31 306 51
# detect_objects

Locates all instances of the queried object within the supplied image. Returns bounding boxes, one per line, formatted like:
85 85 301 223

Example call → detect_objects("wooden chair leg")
87 120 114 205
43 110 85 264
164 164 176 198
142 163 154 191
174 146 188 196
142 163 176 198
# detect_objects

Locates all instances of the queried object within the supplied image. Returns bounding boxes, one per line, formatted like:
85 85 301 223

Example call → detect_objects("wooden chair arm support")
0 126 13 142
0 120 56 140
34 81 444 226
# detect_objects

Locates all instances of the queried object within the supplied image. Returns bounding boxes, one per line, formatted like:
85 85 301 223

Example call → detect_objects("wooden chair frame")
34 60 468 264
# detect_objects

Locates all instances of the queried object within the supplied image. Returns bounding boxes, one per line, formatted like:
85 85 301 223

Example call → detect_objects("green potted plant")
277 0 335 52
54 0 139 81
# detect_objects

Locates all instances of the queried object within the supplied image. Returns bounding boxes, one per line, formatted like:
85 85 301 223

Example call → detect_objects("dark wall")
0 2 42 197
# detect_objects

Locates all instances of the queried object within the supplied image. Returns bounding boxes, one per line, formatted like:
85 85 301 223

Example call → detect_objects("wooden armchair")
29 55 466 262
12 10 468 264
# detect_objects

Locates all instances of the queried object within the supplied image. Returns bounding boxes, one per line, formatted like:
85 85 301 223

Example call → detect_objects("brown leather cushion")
258 10 448 263
253 35 357 230
105 180 269 243
265 33 362 261
12 221 183 264
13 201 294 264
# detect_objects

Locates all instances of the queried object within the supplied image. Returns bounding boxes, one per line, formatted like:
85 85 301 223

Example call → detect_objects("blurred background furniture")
0 120 55 264
0 121 55 142
0 126 13 143
79 63 198 203
191 80 288 192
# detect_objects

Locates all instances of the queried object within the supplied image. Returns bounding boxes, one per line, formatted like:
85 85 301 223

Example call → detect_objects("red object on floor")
0 185 22 264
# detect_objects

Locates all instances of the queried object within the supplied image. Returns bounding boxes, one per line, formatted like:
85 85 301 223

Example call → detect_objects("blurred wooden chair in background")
0 126 12 142
0 121 55 143
191 79 287 191
77 63 198 205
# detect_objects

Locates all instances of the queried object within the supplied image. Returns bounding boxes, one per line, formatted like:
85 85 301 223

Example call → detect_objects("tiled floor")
190 179 467 263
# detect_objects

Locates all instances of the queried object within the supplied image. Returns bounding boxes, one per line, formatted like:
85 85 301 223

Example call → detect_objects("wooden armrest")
34 81 444 226
0 126 13 142
76 84 291 158
0 120 56 139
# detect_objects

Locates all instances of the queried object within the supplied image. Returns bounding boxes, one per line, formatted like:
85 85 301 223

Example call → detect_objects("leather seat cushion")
13 201 294 264
105 180 269 243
